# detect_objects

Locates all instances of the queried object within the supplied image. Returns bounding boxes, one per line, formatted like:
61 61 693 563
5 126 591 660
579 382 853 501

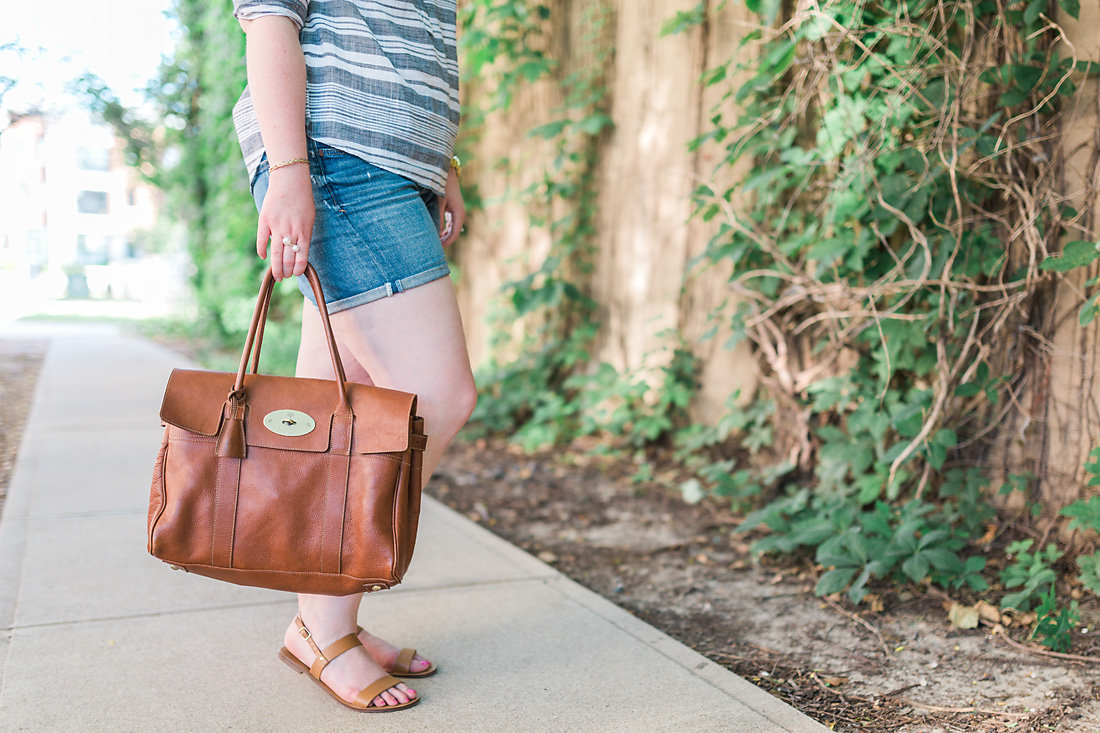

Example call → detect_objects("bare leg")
283 276 476 702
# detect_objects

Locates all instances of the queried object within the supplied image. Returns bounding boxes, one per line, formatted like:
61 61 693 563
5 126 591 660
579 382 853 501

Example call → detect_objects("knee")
413 375 478 439
453 375 478 429
437 375 477 436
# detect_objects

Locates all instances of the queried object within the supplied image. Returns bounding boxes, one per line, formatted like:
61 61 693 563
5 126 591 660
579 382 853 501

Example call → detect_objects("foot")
358 627 434 676
283 619 417 708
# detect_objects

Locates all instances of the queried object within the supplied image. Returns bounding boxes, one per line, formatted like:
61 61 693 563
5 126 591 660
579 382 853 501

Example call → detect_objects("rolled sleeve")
233 1 308 30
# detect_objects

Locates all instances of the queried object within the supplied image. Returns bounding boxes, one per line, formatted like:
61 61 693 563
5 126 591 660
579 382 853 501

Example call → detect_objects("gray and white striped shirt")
232 0 459 195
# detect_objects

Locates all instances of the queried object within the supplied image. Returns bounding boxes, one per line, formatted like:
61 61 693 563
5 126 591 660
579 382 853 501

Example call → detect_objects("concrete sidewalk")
0 324 827 732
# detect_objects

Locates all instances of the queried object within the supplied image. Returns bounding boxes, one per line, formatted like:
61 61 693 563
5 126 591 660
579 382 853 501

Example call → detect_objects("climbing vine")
671 0 1097 640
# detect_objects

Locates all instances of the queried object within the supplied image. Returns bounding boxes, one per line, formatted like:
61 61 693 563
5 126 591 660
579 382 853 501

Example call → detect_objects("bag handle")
248 275 275 375
232 264 351 413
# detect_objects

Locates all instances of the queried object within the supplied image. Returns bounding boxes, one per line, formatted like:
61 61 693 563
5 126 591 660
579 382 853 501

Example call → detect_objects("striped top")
232 0 459 195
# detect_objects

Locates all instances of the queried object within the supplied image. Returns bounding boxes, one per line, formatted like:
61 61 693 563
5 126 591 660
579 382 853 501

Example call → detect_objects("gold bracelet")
269 157 308 171
449 155 462 179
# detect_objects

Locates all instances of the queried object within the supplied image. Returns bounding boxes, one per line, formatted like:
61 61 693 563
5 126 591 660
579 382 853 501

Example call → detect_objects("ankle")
294 606 358 645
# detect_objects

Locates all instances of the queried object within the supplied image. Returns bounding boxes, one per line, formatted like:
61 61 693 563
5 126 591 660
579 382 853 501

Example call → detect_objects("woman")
232 0 476 712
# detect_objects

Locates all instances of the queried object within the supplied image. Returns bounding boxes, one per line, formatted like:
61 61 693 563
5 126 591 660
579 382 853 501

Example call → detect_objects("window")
76 147 110 171
77 190 108 214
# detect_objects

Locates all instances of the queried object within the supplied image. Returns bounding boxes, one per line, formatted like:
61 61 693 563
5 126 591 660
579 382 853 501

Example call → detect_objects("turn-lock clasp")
263 409 317 437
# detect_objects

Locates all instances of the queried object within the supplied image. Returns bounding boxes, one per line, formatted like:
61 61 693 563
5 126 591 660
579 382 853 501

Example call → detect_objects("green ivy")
671 0 1096 614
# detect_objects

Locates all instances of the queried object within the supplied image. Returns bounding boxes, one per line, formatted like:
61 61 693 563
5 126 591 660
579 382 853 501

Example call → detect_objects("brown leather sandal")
357 625 438 678
278 616 419 712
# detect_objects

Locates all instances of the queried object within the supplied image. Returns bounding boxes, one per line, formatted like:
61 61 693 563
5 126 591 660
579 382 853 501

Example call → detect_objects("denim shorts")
250 140 451 312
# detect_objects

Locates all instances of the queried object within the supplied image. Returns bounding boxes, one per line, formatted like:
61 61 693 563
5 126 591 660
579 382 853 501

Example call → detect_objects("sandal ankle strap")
294 615 364 679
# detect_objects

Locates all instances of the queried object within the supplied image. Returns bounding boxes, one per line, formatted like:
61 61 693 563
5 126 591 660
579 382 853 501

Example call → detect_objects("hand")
439 166 466 246
256 164 314 280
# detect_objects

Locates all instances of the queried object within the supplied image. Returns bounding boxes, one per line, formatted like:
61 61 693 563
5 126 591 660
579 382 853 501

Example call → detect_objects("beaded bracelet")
270 157 308 171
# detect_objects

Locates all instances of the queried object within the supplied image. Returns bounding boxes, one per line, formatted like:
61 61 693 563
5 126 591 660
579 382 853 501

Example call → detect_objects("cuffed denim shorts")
250 140 451 313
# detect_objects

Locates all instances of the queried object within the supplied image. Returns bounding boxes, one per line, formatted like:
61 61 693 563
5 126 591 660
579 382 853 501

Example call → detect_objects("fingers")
280 236 296 278
441 199 466 247
257 200 312 280
256 220 271 260
450 205 466 244
292 225 312 277
440 211 453 242
272 235 311 281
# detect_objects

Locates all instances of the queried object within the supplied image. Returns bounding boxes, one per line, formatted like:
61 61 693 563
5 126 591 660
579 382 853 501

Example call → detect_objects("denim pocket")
250 153 270 196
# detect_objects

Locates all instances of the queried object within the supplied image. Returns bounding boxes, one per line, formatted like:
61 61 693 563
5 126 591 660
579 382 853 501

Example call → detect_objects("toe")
377 684 415 707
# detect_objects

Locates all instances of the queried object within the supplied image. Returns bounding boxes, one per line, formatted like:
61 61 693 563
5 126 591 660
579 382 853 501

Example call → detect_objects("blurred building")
0 109 170 300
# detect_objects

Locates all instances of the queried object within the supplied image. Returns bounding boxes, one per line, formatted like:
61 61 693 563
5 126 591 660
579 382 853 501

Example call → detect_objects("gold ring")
282 236 292 246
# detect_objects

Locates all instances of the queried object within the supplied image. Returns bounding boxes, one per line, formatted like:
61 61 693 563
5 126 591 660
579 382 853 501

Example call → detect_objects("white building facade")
0 110 187 316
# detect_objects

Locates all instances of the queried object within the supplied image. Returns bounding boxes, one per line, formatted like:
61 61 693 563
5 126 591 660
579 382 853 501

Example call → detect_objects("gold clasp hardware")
263 409 316 437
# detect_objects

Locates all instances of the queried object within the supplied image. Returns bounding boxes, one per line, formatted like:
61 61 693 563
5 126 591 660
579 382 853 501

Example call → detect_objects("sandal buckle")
298 627 311 641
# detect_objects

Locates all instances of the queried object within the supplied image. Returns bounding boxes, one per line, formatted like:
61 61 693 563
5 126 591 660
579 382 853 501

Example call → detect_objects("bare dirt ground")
0 340 47 511
2 338 1099 731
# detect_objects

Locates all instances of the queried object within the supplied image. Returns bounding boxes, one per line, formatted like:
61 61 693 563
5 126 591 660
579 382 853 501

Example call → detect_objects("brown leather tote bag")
147 265 427 595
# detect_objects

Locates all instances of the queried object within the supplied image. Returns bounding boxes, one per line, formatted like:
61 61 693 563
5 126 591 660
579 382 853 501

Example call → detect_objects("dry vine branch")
709 0 1082 506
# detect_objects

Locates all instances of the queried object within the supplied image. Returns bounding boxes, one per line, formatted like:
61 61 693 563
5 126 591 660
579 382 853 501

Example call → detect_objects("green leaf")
1040 240 1100 272
1058 0 1081 19
1060 496 1100 532
955 381 982 398
923 549 963 573
744 0 782 24
578 113 614 136
1078 553 1100 594
659 3 706 37
1024 0 1045 24
902 554 930 583
528 120 569 139
816 567 858 596
1080 292 1100 327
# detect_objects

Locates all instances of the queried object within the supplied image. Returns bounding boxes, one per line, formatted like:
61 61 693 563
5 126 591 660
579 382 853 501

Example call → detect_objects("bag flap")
159 369 414 453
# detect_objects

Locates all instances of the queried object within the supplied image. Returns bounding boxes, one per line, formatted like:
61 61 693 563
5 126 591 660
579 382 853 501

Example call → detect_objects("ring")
292 244 300 253
282 236 292 246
